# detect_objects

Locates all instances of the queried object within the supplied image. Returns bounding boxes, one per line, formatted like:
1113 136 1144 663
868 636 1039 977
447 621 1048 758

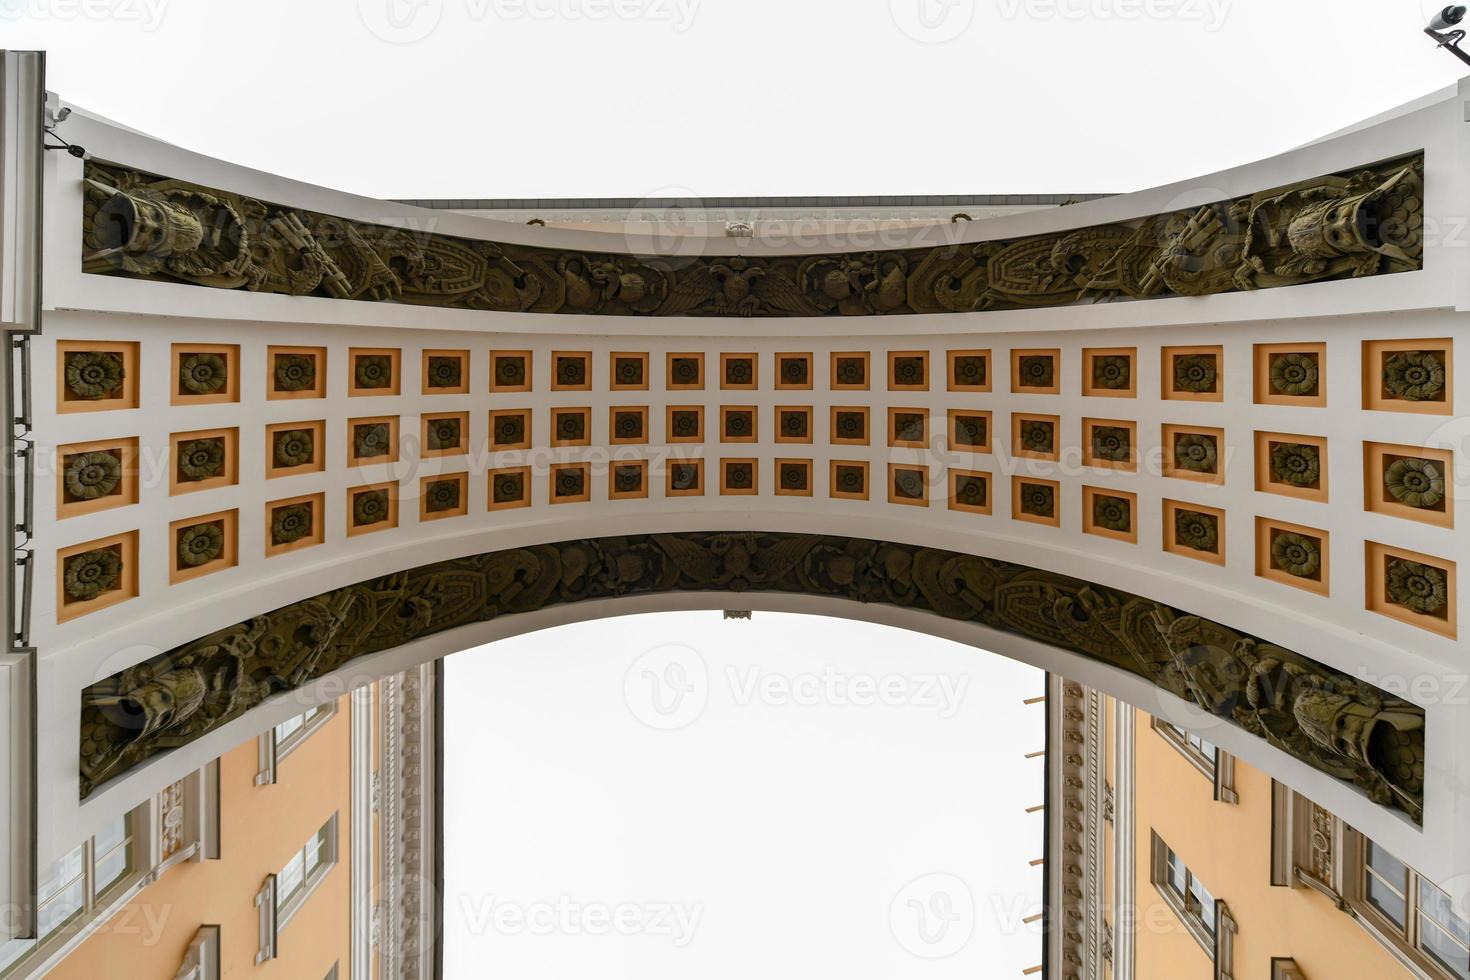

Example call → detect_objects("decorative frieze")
78 532 1426 825
81 155 1423 317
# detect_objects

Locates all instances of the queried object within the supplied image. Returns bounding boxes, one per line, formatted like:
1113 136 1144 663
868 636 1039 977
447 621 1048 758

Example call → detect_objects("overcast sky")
443 612 1045 978
23 0 1467 199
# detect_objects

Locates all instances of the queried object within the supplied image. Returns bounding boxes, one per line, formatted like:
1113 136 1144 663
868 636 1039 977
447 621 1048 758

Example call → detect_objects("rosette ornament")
1092 355 1130 391
64 451 122 501
1387 558 1449 617
1384 457 1445 509
1383 351 1445 402
65 351 124 400
1174 434 1218 473
64 548 122 601
271 504 313 545
177 439 225 482
179 352 228 396
1020 483 1055 518
1270 443 1321 488
1269 352 1318 397
1271 532 1322 579
274 353 316 392
1173 354 1217 393
354 490 391 527
1174 510 1218 553
177 523 224 567
425 479 462 512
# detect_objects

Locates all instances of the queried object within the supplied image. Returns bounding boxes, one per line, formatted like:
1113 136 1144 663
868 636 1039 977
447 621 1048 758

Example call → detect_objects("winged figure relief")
658 257 825 317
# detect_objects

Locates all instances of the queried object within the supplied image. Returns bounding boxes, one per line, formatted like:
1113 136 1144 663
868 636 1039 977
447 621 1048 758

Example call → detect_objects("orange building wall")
49 697 353 980
1132 707 1412 980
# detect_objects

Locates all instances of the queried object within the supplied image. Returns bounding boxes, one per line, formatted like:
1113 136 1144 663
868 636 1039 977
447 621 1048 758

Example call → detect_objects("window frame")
0 762 219 980
1271 782 1468 980
1344 828 1470 980
1149 830 1236 976
0 810 143 979
256 702 338 786
174 924 221 980
1151 717 1238 804
275 813 339 931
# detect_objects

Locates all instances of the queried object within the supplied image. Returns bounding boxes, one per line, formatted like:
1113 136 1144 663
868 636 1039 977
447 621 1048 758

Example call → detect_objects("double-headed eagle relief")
81 154 1424 316
80 533 1425 823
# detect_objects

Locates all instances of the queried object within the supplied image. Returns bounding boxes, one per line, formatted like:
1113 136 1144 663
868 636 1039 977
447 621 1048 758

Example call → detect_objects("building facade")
1052 680 1469 980
0 664 436 980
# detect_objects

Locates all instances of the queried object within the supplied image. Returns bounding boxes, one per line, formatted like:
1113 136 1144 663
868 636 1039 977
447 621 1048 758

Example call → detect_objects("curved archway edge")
79 531 1425 825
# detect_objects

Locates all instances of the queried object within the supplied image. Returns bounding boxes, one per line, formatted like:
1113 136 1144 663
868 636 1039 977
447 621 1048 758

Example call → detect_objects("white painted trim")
1112 700 1136 980
0 46 44 947
254 874 277 964
0 653 28 944
1044 674 1063 980
349 686 374 980
172 923 219 980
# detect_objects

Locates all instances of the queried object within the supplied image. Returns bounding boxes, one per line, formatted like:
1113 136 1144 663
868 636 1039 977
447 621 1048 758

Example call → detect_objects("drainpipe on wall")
0 48 44 945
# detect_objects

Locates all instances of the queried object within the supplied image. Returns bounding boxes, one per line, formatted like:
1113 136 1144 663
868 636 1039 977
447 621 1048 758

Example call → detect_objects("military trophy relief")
81 155 1423 317
79 533 1425 827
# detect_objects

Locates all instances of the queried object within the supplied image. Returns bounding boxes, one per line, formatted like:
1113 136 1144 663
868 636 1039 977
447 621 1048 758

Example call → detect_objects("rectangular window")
0 811 140 976
1354 835 1469 979
1150 831 1219 956
257 702 337 785
1153 718 1218 775
1273 785 1467 979
276 703 334 755
276 814 339 930
1151 716 1238 804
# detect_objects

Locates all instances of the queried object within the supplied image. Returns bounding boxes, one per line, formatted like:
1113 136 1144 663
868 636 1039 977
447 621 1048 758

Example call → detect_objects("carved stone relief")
81 155 1423 317
78 532 1427 824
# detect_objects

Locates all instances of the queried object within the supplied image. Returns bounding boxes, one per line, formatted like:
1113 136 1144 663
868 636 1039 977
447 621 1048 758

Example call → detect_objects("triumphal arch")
1 49 1467 964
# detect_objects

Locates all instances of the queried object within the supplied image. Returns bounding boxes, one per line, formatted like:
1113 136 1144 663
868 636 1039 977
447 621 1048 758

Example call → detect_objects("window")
174 925 221 980
275 703 330 750
1156 834 1217 944
1272 782 1469 980
277 814 338 929
1149 830 1236 977
256 702 337 785
0 813 137 976
1151 717 1238 803
1354 835 1469 980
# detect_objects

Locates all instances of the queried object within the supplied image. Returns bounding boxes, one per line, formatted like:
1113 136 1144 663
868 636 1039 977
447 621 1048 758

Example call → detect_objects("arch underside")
79 531 1425 823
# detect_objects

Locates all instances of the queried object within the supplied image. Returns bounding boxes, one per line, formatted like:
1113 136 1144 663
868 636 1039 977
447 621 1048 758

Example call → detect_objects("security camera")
1425 5 1470 67
1429 6 1466 31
